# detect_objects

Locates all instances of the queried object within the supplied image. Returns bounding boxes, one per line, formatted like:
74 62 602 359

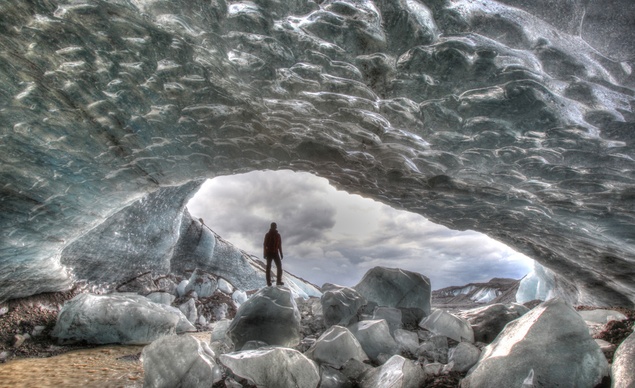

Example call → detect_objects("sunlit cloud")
187 170 534 289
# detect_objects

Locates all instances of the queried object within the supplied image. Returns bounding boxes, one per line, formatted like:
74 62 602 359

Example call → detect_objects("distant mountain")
432 278 521 307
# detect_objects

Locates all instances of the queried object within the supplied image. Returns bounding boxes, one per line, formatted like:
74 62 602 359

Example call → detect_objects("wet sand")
0 332 211 388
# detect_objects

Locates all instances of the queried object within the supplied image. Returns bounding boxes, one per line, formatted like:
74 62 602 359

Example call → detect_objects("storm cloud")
187 170 533 289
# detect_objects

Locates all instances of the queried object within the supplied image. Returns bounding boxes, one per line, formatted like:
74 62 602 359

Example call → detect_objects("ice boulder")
146 292 176 306
448 342 480 372
217 278 234 294
142 335 221 388
373 307 403 334
354 267 431 318
360 355 426 388
227 286 301 349
185 269 218 298
461 299 609 388
52 293 195 344
457 303 528 343
305 325 369 367
179 298 198 324
220 347 320 388
348 319 400 363
321 284 366 327
419 310 474 343
393 329 419 356
416 335 448 363
612 330 635 388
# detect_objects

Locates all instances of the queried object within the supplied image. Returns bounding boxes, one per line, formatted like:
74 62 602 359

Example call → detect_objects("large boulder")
321 284 366 327
348 319 400 363
227 286 301 349
305 325 369 368
142 335 221 388
448 342 480 372
461 298 609 388
360 355 426 388
354 267 431 319
52 293 195 344
612 330 635 388
419 310 474 343
220 347 320 388
457 303 528 343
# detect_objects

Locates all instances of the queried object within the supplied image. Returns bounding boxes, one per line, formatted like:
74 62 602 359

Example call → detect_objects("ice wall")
0 0 634 305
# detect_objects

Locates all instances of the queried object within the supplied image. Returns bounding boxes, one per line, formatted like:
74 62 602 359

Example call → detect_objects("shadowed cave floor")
0 290 632 388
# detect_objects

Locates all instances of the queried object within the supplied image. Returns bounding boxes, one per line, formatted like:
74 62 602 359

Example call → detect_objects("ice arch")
1 0 634 306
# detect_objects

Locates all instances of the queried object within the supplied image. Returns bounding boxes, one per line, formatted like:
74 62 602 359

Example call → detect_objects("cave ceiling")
1 0 634 305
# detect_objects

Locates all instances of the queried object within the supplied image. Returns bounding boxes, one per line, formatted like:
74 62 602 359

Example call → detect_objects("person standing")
263 222 284 286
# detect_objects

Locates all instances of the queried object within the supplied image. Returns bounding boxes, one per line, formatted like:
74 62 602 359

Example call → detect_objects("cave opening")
186 170 534 290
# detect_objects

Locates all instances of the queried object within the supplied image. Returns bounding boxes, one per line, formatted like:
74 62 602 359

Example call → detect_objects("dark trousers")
265 253 283 285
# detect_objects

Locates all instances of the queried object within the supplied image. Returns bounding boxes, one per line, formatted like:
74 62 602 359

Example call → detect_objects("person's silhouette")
263 222 284 286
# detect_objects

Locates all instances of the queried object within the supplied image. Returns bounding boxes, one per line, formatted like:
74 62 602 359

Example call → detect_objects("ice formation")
0 0 634 307
52 293 195 344
462 298 609 388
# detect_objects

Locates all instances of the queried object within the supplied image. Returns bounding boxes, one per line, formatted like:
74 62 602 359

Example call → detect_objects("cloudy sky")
187 170 534 290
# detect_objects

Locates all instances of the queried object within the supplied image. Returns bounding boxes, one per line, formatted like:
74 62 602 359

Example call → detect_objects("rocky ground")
1 289 633 387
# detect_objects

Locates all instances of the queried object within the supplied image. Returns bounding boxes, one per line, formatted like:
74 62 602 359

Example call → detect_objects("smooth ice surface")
227 286 301 349
612 330 635 388
348 319 400 363
220 347 320 388
305 325 369 367
321 283 366 327
52 293 195 345
462 298 609 388
360 355 426 388
354 267 431 316
142 335 221 388
419 310 474 343
1 0 634 308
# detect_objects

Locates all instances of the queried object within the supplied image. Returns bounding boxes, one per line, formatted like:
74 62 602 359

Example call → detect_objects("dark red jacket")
263 230 282 257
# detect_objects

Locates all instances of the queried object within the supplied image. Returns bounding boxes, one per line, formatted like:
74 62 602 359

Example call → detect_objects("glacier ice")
52 293 195 345
354 267 431 318
220 347 320 388
419 310 474 343
360 355 426 388
448 342 480 372
184 269 218 298
373 307 403 334
612 330 635 388
393 329 420 356
305 325 369 367
515 261 558 304
0 0 634 309
142 334 222 388
227 286 301 349
321 283 366 327
457 303 529 343
462 298 609 388
348 319 400 363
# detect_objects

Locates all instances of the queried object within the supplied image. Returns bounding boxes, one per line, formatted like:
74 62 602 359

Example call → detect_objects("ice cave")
1 0 634 311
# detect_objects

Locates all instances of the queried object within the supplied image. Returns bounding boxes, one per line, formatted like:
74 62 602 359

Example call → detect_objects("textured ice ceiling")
1 0 634 306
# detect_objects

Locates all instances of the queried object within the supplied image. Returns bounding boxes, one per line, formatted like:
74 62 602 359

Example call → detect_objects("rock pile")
137 266 626 387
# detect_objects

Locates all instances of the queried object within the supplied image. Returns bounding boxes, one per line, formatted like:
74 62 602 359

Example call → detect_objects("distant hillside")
432 278 521 307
